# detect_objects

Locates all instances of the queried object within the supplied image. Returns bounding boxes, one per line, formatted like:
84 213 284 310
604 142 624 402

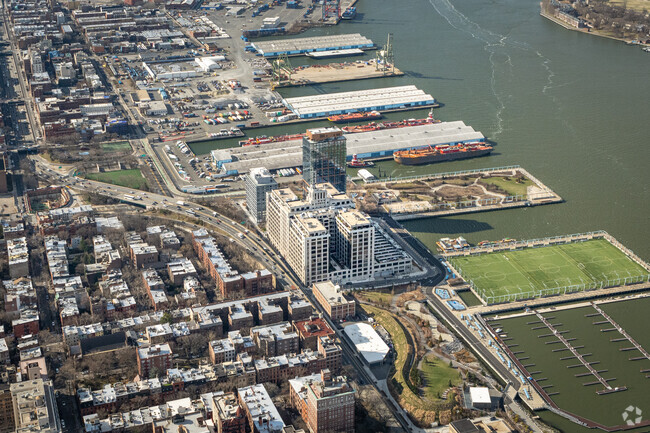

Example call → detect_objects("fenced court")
450 234 650 305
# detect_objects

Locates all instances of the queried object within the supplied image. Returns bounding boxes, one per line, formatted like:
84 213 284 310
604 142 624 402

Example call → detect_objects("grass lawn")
100 141 131 152
356 290 393 307
362 305 435 411
451 239 648 303
420 356 461 400
608 0 650 12
456 290 483 307
479 176 533 196
84 169 148 190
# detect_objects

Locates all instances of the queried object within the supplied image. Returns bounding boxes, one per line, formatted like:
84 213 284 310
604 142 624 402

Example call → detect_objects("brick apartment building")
137 344 173 378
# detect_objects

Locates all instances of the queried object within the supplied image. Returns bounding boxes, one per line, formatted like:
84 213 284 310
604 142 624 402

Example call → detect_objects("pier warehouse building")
282 86 435 119
251 33 374 57
211 122 484 176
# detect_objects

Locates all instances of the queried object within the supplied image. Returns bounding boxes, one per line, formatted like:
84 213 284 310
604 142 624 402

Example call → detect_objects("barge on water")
393 142 493 165
328 111 382 123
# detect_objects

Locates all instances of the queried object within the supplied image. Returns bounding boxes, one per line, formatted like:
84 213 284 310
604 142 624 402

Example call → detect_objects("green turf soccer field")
451 239 648 303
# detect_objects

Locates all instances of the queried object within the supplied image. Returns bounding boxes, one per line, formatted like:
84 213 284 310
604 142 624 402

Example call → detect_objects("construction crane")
271 53 293 89
321 0 341 22
375 33 395 75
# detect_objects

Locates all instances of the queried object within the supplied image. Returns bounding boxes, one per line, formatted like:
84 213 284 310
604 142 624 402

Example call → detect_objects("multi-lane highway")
1 5 39 143
31 157 423 431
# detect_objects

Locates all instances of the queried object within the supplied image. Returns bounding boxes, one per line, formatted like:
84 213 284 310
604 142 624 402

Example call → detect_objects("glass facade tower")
302 128 347 193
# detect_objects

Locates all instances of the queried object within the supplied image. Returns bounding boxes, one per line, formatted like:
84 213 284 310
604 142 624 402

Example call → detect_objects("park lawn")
451 239 648 303
100 141 131 152
357 290 393 307
608 0 649 12
84 169 148 190
362 305 435 411
420 355 462 400
479 176 533 196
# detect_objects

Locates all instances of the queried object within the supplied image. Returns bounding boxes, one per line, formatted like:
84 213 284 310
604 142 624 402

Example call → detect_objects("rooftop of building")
337 209 370 228
295 216 327 235
342 322 389 365
312 281 353 306
293 317 334 338
237 384 285 433
137 343 172 359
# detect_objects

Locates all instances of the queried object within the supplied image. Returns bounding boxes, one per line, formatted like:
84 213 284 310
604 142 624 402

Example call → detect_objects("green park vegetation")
355 290 393 308
420 356 462 400
84 168 149 191
363 305 459 426
478 175 533 196
100 141 132 152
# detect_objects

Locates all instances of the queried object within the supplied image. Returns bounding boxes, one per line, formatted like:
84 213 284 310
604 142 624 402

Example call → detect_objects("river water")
305 0 650 261
195 4 649 430
197 0 650 259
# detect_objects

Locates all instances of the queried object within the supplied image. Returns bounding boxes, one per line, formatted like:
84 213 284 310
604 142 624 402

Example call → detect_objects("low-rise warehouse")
343 322 390 365
283 85 435 118
211 121 484 175
251 33 374 57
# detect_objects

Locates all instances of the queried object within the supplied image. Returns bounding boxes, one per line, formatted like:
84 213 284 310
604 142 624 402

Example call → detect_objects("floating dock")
283 85 435 119
251 33 374 58
211 121 483 174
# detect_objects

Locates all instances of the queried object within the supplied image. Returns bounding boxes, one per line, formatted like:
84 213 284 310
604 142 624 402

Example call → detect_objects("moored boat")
346 154 374 168
393 142 493 165
328 111 382 123
342 109 438 132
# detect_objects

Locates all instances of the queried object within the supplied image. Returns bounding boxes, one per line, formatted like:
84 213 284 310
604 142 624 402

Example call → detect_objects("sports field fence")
365 165 523 184
447 231 650 305
462 274 650 305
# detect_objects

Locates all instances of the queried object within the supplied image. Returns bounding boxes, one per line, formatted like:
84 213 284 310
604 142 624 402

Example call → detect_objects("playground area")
450 237 649 304
486 296 650 430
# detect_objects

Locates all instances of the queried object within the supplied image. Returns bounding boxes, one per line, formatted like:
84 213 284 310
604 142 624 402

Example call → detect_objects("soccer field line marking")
556 244 598 283
507 253 545 291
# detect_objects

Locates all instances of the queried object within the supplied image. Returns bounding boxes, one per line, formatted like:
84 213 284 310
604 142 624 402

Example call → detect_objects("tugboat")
346 154 374 168
341 6 357 19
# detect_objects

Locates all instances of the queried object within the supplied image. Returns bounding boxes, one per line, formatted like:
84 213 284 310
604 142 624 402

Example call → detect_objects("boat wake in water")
428 0 561 139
